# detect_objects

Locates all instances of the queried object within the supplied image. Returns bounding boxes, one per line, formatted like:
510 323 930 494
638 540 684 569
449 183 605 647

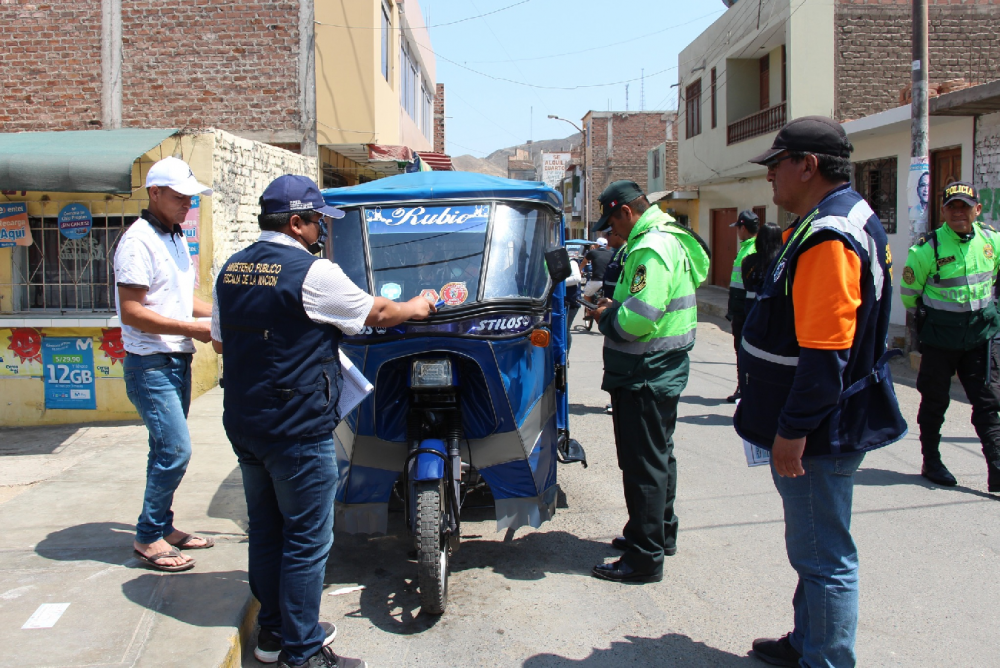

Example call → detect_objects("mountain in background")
452 133 582 177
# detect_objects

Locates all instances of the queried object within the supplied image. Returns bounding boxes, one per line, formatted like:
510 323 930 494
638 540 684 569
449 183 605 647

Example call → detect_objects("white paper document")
22 603 70 629
743 439 771 467
337 350 373 417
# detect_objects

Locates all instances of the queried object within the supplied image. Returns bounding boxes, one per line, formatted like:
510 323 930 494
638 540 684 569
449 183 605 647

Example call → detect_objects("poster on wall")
58 203 93 239
907 157 930 245
0 328 124 379
41 337 97 410
0 202 33 248
182 195 201 288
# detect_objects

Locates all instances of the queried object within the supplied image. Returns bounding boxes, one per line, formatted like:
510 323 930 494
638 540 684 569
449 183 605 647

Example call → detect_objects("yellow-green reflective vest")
730 237 757 290
599 207 710 398
901 222 1000 350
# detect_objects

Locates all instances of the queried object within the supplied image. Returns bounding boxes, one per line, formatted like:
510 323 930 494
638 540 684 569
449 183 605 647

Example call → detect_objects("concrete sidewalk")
0 388 254 668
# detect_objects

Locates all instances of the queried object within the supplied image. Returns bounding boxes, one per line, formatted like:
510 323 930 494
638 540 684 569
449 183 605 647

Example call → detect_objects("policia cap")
593 180 645 234
943 181 979 207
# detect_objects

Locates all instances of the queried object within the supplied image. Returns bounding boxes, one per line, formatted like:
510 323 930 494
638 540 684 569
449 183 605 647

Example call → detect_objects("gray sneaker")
278 645 366 668
255 622 337 664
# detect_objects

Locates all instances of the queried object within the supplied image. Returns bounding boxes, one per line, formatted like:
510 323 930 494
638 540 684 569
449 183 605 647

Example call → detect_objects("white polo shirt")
114 215 196 355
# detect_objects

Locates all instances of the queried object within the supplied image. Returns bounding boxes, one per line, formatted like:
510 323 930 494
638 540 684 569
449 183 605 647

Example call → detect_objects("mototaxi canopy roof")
321 171 563 210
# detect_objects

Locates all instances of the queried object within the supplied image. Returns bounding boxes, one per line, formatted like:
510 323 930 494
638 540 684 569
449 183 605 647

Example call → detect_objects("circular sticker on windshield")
420 288 439 302
380 282 402 300
440 282 468 306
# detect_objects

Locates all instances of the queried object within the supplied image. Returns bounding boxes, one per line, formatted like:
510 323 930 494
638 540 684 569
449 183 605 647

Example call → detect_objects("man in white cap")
581 236 614 303
114 156 215 572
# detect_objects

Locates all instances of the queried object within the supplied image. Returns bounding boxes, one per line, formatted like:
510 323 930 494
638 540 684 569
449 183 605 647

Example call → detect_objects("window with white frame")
421 80 433 139
399 39 419 120
381 0 391 82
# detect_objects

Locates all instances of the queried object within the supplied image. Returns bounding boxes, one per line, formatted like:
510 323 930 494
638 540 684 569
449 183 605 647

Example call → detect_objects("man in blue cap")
212 174 434 668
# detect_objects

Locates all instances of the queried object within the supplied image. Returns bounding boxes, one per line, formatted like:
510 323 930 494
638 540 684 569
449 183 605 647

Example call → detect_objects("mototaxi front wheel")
415 480 448 615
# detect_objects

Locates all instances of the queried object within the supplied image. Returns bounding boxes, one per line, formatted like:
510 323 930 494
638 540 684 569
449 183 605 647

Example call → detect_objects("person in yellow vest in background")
901 181 1000 493
586 180 710 583
726 210 759 402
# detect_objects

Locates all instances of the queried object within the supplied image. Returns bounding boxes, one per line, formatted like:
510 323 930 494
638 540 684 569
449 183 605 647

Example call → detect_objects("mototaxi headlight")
411 358 453 388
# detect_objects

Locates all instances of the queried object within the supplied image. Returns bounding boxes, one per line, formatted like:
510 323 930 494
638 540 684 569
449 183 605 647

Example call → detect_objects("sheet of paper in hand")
337 350 374 417
743 439 771 467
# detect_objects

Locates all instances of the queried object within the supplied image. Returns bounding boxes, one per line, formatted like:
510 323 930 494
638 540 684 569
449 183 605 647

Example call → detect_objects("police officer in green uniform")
587 180 710 582
726 210 759 403
901 181 1000 492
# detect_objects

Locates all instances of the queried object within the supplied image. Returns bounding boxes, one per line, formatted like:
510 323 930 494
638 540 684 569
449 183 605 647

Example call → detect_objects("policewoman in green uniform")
726 210 759 403
901 181 1000 492
586 180 710 582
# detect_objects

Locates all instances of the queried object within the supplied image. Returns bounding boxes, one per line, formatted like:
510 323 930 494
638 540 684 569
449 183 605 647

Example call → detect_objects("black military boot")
983 442 1000 494
921 434 957 486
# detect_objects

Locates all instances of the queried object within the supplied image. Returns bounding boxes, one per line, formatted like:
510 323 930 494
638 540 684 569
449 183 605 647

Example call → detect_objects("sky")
418 0 728 158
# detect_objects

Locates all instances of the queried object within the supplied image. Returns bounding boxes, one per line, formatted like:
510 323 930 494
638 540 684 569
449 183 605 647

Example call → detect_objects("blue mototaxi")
321 172 585 614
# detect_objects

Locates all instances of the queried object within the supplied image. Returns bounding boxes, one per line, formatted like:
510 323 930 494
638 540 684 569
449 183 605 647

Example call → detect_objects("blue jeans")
771 452 865 668
228 432 337 666
124 352 193 545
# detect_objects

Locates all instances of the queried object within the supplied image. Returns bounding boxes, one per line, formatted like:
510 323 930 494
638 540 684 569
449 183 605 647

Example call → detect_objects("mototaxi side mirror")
544 247 572 284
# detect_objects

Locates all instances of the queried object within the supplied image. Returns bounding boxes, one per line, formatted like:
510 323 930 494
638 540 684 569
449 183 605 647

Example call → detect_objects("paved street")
1 312 998 667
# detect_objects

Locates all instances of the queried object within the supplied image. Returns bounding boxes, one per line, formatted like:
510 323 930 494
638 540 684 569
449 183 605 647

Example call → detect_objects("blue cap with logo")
260 175 345 219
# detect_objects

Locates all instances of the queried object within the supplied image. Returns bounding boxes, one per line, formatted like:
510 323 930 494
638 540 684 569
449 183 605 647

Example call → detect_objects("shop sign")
183 195 201 288
58 203 93 240
0 202 32 248
42 337 97 410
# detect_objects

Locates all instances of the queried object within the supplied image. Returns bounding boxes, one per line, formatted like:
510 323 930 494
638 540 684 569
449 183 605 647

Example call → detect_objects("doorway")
931 147 961 231
711 208 739 287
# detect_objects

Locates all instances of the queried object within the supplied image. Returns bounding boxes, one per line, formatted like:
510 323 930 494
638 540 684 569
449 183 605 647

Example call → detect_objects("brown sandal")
167 533 215 550
133 548 195 572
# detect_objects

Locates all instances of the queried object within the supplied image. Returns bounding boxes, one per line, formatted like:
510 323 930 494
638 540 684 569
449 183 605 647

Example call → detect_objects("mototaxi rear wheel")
415 480 448 615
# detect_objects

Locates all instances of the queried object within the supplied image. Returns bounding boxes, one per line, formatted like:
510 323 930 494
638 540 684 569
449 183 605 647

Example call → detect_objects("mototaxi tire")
415 480 448 615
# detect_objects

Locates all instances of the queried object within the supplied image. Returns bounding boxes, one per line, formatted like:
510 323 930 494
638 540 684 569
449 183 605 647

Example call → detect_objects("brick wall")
434 83 445 154
835 0 1000 121
0 0 103 131
586 112 668 220
0 1 300 135
210 129 316 275
974 111 1000 228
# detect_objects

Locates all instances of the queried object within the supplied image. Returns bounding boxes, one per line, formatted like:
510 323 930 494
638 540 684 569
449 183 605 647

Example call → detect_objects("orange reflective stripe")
793 240 862 349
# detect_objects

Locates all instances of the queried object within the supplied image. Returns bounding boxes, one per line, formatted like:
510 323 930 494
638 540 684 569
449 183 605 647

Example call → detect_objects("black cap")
748 116 854 165
943 181 979 207
730 210 760 231
593 180 645 233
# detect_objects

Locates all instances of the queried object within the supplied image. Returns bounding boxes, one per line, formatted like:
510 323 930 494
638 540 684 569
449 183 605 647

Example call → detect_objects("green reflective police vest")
727 236 757 319
900 222 1000 350
730 237 757 290
599 207 711 399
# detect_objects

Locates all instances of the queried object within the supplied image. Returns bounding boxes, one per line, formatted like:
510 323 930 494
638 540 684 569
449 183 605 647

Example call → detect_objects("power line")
466 9 726 65
313 0 533 30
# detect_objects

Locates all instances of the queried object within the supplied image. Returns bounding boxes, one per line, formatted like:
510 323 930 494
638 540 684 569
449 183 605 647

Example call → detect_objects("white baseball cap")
145 157 213 196
596 237 608 247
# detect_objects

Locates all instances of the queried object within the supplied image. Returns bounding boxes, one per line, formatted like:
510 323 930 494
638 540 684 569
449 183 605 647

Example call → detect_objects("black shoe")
726 388 741 403
591 559 662 583
256 622 337 664
751 633 801 667
605 403 613 414
921 459 958 486
279 645 366 668
610 536 676 556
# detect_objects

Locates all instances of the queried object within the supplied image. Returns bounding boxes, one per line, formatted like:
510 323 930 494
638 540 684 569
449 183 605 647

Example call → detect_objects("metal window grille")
854 158 898 235
5 198 146 314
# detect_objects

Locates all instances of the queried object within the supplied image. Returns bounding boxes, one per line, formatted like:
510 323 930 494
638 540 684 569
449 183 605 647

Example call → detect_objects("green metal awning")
0 128 178 194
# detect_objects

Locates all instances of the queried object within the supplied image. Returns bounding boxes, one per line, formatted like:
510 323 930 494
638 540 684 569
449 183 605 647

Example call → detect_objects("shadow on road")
678 413 734 427
122 570 251 627
35 521 137 564
680 395 731 407
569 403 609 416
208 466 249 532
523 633 751 666
855 467 998 500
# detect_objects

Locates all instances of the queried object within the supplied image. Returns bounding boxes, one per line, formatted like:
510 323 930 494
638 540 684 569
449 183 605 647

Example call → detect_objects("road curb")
219 594 260 668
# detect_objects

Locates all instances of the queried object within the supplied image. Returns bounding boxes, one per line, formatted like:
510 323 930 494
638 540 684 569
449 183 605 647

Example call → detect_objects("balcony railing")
727 102 787 145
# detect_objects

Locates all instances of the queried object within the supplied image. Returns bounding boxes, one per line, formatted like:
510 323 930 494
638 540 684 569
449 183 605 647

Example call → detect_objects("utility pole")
909 0 929 246
908 0 929 351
